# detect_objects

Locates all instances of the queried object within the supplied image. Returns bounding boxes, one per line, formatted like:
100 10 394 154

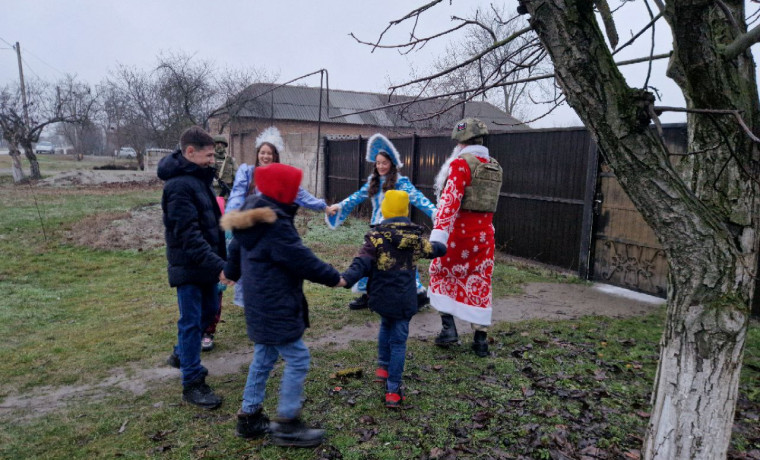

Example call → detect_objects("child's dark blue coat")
224 195 341 345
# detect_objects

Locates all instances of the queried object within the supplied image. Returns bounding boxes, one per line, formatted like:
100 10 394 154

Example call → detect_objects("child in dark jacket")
342 190 446 408
222 163 345 447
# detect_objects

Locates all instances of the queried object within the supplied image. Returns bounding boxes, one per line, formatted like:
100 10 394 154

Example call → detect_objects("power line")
0 37 67 77
21 57 43 80
22 46 66 76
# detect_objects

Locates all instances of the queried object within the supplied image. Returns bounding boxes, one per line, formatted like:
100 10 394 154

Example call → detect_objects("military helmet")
213 135 228 147
451 118 488 142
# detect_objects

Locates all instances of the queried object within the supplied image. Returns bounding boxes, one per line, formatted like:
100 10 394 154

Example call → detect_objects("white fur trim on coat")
427 290 492 326
433 144 490 198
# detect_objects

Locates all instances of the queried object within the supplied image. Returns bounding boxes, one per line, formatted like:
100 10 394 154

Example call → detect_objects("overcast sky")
2 1 758 128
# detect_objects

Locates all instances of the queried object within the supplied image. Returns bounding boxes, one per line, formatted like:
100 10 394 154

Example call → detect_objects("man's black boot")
348 294 369 310
417 292 430 308
236 407 270 439
270 418 325 448
434 314 459 346
472 331 489 357
182 376 222 410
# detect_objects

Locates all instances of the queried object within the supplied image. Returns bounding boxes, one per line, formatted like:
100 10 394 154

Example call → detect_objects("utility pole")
14 42 30 127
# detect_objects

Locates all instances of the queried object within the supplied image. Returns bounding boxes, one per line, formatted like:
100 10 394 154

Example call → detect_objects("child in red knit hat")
222 163 346 447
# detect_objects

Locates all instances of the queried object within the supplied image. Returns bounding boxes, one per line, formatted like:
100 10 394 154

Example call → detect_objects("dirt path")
0 282 664 418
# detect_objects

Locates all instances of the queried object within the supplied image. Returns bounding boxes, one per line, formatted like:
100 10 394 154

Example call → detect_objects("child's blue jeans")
241 339 310 419
377 316 410 394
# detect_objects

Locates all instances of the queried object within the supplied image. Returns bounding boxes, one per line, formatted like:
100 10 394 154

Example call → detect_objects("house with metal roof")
208 83 524 195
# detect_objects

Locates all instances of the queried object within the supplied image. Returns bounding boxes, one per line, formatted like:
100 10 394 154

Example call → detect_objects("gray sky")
2 1 757 128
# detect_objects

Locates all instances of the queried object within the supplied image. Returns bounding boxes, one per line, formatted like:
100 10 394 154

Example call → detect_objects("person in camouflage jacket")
212 135 237 198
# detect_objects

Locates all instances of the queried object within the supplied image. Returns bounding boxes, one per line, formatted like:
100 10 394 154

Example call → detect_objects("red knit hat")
255 163 302 205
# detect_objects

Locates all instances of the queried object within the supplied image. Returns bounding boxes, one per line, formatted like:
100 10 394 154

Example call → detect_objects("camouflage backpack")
459 153 502 213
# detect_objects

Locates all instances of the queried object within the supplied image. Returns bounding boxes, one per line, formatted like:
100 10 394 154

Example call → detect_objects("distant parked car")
35 141 56 155
116 147 137 158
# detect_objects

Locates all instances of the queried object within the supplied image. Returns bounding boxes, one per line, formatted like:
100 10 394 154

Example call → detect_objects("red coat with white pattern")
428 148 495 326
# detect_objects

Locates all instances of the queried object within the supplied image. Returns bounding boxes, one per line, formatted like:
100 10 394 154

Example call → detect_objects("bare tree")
0 75 96 181
362 1 760 458
404 4 552 121
56 119 104 158
101 52 275 159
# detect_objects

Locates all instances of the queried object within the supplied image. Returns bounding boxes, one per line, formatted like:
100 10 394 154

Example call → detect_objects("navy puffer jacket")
158 149 226 287
224 195 341 345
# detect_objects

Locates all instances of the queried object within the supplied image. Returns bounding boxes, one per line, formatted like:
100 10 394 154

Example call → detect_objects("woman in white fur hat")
225 126 328 308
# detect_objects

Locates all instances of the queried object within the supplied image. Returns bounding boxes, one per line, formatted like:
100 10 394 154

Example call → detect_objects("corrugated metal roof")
228 83 524 131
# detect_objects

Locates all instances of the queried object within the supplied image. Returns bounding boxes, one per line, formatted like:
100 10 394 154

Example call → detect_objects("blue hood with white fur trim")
366 133 403 167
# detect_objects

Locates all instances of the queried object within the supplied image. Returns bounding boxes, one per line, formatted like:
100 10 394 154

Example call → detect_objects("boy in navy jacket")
222 163 345 447
342 190 446 408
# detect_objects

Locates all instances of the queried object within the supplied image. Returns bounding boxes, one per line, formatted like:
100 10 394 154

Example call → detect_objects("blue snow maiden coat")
223 194 341 345
158 149 226 287
342 217 446 319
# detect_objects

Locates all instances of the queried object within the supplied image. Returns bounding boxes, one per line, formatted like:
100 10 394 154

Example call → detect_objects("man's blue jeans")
377 316 410 393
174 283 218 386
241 339 310 419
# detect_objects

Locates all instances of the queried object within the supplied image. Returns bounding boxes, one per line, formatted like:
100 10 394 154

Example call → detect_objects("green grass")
0 177 757 459
0 153 138 176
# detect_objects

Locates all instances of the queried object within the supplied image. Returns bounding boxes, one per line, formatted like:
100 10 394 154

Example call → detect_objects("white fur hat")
366 133 403 168
255 126 285 154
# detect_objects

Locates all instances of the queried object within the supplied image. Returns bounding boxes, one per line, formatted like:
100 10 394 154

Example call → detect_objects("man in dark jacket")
342 190 446 408
222 163 345 447
158 126 228 410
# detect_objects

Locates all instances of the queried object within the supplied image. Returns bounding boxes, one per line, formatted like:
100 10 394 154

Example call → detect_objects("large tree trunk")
21 141 42 180
8 144 26 183
524 1 757 458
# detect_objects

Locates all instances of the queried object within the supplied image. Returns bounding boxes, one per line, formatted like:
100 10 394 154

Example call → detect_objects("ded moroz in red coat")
428 144 495 326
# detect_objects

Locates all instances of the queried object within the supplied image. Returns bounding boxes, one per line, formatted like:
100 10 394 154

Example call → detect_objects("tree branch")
715 0 740 30
327 53 671 120
388 26 533 91
722 23 760 59
366 0 445 53
654 106 760 143
349 21 471 54
612 11 664 56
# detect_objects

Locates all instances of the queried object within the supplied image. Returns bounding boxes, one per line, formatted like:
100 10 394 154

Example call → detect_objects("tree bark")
8 145 26 183
523 1 756 458
21 141 41 180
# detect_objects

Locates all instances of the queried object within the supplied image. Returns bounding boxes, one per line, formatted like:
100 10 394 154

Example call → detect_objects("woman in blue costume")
326 133 436 310
226 126 328 307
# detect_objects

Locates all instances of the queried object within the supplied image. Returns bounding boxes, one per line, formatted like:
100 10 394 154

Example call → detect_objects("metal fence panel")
325 128 594 270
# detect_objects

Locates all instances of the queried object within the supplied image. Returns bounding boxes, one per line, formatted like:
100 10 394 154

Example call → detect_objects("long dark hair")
250 142 281 194
368 152 398 196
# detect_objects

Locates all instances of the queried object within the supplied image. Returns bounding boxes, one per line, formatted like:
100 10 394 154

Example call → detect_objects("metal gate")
590 125 687 296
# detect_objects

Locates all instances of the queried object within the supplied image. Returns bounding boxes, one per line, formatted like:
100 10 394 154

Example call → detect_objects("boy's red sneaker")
385 391 405 409
374 368 389 383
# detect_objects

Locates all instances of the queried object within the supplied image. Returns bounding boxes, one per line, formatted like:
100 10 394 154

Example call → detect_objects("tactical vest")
459 153 502 213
